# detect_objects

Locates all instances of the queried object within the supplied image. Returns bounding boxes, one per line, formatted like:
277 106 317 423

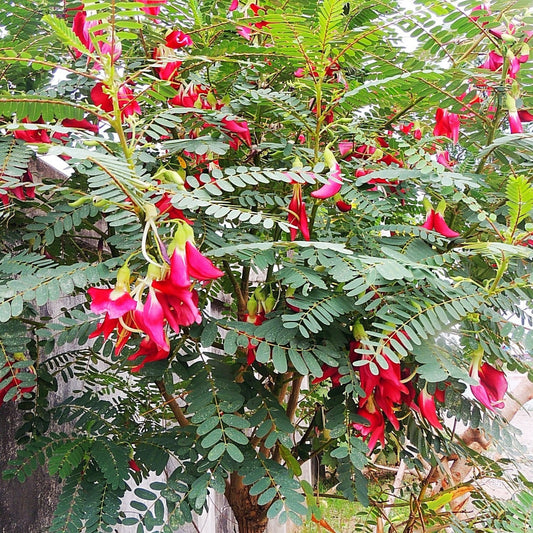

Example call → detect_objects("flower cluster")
88 223 223 371
313 324 446 451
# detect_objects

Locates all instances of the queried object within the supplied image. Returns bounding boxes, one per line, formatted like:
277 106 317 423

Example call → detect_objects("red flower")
14 117 51 144
287 183 310 241
433 108 460 144
91 82 141 119
0 357 36 405
421 200 460 239
128 337 170 372
165 30 193 49
72 9 98 56
128 459 141 472
417 389 443 430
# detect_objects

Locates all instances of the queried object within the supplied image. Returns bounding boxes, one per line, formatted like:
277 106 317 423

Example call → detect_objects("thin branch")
155 379 190 426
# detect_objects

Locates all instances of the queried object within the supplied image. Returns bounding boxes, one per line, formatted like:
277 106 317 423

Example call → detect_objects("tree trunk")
225 473 270 533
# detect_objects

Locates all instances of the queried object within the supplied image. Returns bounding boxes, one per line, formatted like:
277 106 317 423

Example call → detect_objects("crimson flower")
433 108 460 143
14 117 51 144
72 9 99 56
335 198 352 212
1 170 35 205
0 358 36 405
128 459 141 472
470 361 507 411
165 30 193 48
91 82 141 119
417 389 443 430
312 365 344 387
421 200 460 239
128 337 170 372
519 110 533 122
53 118 99 141
288 183 310 241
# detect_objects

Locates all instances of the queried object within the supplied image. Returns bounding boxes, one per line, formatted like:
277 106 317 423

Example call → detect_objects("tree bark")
225 473 270 533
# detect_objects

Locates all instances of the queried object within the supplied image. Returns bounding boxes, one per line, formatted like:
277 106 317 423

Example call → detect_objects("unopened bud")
264 294 276 313
352 320 368 341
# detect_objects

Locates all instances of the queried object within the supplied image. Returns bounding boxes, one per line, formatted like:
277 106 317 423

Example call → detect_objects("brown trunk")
225 473 270 533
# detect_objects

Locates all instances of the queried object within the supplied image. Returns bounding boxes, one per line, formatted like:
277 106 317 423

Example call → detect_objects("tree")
1 0 533 531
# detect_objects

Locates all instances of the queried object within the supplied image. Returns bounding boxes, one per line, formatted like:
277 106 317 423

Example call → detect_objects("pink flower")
134 286 169 350
88 265 136 319
480 50 504 72
165 30 193 49
353 400 385 451
433 108 460 143
166 223 225 286
221 117 252 147
184 240 225 281
138 0 167 17
470 4 491 22
237 26 253 40
507 95 523 133
151 285 202 333
436 150 454 169
311 149 343 199
294 67 305 78
470 361 507 411
417 389 443 430
88 287 137 319
229 0 239 10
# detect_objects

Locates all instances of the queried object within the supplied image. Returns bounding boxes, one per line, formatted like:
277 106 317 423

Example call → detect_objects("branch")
155 379 190 426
